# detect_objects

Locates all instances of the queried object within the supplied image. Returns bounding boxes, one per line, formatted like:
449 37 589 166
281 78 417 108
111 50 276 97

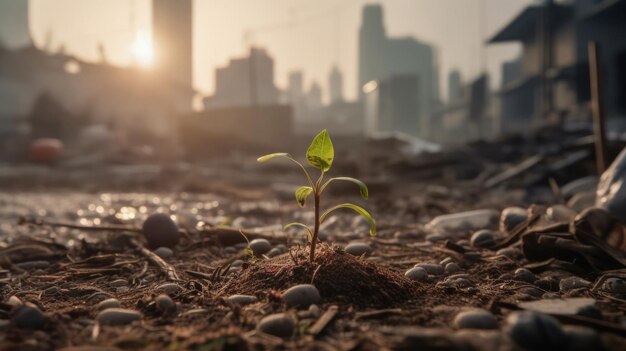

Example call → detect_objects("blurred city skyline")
27 0 530 101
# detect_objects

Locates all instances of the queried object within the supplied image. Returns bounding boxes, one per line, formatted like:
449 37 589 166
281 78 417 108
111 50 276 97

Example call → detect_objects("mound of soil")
219 244 423 307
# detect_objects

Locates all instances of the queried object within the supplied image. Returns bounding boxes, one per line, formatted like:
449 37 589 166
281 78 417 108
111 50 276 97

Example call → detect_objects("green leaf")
306 129 334 171
257 153 291 162
294 186 313 207
320 203 376 236
321 177 369 199
283 222 313 242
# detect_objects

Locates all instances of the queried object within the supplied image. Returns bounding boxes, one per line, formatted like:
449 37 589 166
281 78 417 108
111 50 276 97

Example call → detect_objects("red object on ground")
29 138 63 162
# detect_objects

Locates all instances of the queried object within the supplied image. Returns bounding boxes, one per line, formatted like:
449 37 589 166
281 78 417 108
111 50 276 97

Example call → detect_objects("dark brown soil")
220 244 423 307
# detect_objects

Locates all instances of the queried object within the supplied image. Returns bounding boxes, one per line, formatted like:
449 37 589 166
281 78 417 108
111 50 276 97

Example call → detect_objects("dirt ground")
1 177 626 350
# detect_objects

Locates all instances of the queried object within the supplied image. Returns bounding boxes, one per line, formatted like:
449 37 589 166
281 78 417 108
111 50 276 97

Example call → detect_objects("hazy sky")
29 0 531 102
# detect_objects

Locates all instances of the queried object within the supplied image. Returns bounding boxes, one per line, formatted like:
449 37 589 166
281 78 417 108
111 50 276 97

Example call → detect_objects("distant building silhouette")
358 4 439 137
306 82 323 110
204 47 280 108
288 71 304 102
448 70 464 103
0 0 31 49
152 0 193 95
328 66 344 104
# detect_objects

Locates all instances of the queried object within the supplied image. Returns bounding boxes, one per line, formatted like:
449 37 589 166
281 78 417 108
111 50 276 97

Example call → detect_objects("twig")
129 239 179 281
18 217 140 233
308 305 338 336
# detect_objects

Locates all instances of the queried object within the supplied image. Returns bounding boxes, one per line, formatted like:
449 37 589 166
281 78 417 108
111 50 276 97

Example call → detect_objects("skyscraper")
0 0 31 49
358 5 387 97
152 0 193 90
328 66 344 104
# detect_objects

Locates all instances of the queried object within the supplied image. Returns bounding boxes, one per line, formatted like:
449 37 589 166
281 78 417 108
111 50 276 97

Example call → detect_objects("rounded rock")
560 277 591 292
470 230 496 248
603 277 626 294
496 247 520 259
227 294 258 305
282 284 321 308
13 303 45 329
6 295 23 309
155 294 176 314
414 263 444 275
154 247 173 259
248 239 272 256
405 267 428 281
97 298 121 310
453 309 498 330
445 262 461 274
257 313 295 337
344 242 372 256
506 311 566 350
500 207 528 233
514 268 536 283
266 248 283 258
96 308 142 326
142 213 179 249
563 325 602 351
156 283 182 295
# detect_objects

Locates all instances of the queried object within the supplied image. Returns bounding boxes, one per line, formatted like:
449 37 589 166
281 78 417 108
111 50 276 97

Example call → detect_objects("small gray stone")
506 311 566 351
97 298 121 310
535 277 560 292
470 230 495 248
110 279 127 288
443 276 473 288
500 207 528 233
96 308 142 326
414 263 444 275
227 294 257 305
282 284 321 308
405 267 428 281
344 242 372 256
223 247 237 255
496 247 520 259
154 247 173 259
248 239 272 256
142 213 179 249
266 248 282 257
445 263 460 274
453 309 498 330
156 283 182 295
257 313 295 337
560 277 591 292
13 303 45 329
155 294 176 314
308 304 321 318
514 268 536 283
546 205 577 222
603 277 626 294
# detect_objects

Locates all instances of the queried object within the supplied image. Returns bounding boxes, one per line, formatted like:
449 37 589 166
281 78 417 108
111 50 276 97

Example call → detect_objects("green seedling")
258 129 376 262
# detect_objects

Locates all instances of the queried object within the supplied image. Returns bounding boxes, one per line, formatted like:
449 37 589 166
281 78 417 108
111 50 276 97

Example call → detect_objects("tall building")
0 0 32 49
306 82 323 110
357 4 439 137
204 47 280 108
328 66 344 104
287 71 304 102
152 0 193 90
448 70 463 103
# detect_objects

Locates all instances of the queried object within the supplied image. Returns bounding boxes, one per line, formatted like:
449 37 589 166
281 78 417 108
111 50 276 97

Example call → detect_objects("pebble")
444 263 460 274
562 325 602 351
266 248 283 257
227 294 257 305
535 277 560 292
282 284 321 308
7 295 23 308
453 309 498 330
405 267 428 281
223 247 237 255
506 311 566 351
109 279 127 288
96 308 142 326
546 205 577 223
517 287 545 298
97 298 121 310
13 303 45 329
257 313 295 337
154 247 173 259
308 304 321 318
514 268 536 283
470 230 495 248
425 234 446 243
560 277 592 292
156 283 182 295
43 286 59 295
248 239 272 256
414 263 444 275
603 277 626 294
344 242 372 256
155 294 176 314
444 276 473 288
142 213 180 249
500 207 528 233
496 247 520 259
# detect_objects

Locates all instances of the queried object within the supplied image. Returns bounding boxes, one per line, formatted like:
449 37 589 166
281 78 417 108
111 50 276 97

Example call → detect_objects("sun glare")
131 32 153 68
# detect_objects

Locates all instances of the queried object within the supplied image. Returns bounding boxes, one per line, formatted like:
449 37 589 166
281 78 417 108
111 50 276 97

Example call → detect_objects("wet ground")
1 180 626 350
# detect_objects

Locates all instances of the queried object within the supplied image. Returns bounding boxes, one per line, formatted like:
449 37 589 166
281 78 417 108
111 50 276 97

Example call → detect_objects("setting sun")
131 32 153 68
